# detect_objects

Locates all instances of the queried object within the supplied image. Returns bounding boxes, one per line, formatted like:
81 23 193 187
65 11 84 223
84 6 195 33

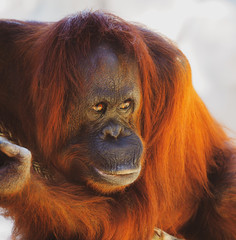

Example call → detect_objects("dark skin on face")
66 45 144 192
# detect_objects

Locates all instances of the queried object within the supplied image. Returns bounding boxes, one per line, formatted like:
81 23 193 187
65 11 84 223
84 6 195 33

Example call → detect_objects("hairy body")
0 11 235 240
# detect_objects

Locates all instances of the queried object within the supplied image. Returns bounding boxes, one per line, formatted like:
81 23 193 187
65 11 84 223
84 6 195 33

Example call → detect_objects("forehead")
81 45 140 99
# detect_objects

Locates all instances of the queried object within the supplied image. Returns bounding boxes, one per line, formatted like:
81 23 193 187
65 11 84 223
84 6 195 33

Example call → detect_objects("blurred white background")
0 0 236 239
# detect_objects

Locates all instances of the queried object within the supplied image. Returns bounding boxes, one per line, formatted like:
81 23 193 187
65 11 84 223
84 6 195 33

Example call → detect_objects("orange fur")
0 11 235 240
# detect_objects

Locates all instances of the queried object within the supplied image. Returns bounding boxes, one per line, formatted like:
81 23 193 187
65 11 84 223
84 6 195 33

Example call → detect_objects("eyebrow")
88 86 136 104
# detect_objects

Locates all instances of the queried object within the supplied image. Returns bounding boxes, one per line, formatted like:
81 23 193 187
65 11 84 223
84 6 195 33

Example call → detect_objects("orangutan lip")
93 166 141 185
95 168 140 176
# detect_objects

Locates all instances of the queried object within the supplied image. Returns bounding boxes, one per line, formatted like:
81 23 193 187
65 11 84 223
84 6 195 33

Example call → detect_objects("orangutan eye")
120 99 132 110
92 102 107 113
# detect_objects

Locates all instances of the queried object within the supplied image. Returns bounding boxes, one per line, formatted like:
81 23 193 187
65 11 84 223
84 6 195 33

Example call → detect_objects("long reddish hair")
2 11 232 240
